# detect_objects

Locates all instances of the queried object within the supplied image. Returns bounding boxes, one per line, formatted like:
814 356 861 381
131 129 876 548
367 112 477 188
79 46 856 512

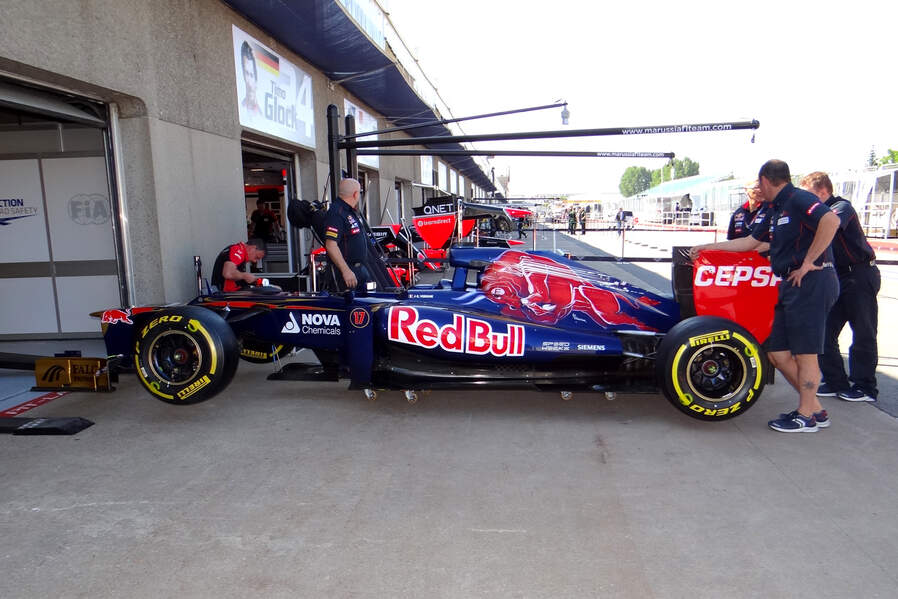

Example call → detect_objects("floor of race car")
3 231 898 597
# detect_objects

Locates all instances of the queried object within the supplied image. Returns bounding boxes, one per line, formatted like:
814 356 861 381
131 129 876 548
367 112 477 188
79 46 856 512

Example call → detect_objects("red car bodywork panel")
692 250 781 343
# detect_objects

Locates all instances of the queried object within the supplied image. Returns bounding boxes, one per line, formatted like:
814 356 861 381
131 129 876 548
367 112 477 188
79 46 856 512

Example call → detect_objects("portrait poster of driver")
231 25 315 147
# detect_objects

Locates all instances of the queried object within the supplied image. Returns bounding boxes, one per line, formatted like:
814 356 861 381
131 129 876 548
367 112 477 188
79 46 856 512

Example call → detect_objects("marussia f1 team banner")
232 25 315 148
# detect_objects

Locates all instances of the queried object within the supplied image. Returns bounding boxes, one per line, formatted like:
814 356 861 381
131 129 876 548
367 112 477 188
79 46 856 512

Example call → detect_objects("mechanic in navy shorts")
801 171 880 402
690 160 840 432
324 177 371 291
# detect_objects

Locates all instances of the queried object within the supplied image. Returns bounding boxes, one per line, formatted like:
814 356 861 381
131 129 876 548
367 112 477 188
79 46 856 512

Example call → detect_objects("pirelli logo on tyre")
176 375 211 400
688 330 730 347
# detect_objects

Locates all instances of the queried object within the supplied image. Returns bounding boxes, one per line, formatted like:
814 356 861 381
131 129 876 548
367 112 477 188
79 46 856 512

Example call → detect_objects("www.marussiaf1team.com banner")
232 25 315 147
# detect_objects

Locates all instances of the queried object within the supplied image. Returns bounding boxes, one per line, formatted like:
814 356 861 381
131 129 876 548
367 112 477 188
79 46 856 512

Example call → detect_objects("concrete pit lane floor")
3 229 898 597
3 362 898 598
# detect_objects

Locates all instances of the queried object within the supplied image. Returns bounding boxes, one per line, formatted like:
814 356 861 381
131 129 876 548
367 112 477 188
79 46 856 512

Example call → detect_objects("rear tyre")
134 306 238 404
656 316 766 421
239 337 294 364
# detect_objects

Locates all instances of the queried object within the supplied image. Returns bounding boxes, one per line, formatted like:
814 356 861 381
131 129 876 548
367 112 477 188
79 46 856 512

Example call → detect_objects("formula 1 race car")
93 246 778 422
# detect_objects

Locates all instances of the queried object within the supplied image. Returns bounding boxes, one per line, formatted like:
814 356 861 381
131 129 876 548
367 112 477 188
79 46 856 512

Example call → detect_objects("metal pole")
345 114 358 180
345 102 568 139
326 104 340 205
889 170 895 239
356 149 675 158
343 120 761 149
620 226 625 258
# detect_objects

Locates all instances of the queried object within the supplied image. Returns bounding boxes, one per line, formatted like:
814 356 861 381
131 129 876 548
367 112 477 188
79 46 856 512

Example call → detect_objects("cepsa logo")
694 265 781 288
388 306 524 357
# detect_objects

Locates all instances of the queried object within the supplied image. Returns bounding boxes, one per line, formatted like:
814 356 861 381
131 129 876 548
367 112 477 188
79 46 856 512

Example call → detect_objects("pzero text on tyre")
656 316 766 421
133 306 239 405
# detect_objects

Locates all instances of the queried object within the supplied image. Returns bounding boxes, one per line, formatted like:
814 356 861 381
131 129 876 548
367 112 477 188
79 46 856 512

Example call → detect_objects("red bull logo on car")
388 306 524 357
479 250 654 330
101 309 133 325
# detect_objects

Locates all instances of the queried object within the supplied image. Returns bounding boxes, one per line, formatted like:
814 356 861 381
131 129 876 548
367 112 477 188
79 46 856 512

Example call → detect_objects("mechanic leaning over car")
690 159 840 433
324 178 370 291
726 179 764 239
211 239 266 292
800 171 880 403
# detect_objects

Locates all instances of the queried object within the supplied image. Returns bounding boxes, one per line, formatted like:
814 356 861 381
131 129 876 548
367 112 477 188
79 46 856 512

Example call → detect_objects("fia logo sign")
68 194 110 225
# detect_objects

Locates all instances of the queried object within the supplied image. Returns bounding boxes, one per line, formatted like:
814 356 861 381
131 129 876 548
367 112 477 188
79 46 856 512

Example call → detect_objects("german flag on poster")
253 43 279 77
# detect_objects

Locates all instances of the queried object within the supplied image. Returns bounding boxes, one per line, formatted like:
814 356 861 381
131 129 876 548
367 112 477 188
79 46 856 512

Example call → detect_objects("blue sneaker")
816 383 840 397
777 409 830 429
768 411 818 433
837 387 875 402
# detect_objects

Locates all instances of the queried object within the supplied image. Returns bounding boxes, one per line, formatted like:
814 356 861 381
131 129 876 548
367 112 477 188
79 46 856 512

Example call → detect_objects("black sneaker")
837 387 875 402
816 382 839 397
768 411 818 433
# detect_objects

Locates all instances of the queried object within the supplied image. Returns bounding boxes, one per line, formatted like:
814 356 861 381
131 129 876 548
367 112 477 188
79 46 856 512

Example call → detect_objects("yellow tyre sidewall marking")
135 354 174 400
732 332 762 390
670 344 691 405
188 318 217 375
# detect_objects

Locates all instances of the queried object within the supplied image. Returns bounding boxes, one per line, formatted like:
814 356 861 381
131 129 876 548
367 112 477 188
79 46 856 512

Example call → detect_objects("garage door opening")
0 80 122 339
241 144 298 285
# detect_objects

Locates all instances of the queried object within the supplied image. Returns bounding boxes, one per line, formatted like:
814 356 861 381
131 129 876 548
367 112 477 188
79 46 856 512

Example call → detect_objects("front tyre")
134 306 238 404
656 316 766 421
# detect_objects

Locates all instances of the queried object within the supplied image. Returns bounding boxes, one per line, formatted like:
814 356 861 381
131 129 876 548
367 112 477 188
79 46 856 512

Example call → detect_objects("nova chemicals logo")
42 365 66 383
281 312 341 335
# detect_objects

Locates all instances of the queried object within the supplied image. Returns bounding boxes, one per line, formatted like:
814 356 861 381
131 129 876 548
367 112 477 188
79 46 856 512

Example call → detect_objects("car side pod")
655 315 767 422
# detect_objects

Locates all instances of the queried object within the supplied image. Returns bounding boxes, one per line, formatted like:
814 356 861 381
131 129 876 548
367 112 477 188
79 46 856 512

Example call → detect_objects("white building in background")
620 164 898 237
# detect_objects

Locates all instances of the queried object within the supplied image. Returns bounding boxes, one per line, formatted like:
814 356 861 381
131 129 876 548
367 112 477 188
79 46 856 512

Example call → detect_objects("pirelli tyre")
239 337 294 364
133 306 238 405
656 316 766 421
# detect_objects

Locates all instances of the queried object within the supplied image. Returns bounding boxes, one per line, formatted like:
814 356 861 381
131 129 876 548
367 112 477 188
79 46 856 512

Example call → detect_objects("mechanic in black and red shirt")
211 239 265 292
800 171 879 402
726 180 764 239
324 178 370 291
690 160 840 433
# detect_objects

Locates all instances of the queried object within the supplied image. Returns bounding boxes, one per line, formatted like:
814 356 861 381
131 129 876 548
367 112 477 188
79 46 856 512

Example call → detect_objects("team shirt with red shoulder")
210 242 251 292
825 195 875 270
727 201 762 239
751 183 835 276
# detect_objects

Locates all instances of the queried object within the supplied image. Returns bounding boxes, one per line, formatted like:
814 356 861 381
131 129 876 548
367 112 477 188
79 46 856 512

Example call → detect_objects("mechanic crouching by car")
324 178 370 291
211 239 266 292
800 171 880 402
690 159 840 433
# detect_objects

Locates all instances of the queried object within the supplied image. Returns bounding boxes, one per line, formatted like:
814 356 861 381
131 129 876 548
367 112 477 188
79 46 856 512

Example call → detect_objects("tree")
675 157 700 178
648 157 700 186
868 146 879 167
879 148 898 165
619 166 653 197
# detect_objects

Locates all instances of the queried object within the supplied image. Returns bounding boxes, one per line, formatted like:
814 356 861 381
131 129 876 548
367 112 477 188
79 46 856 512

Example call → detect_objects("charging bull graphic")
480 251 654 330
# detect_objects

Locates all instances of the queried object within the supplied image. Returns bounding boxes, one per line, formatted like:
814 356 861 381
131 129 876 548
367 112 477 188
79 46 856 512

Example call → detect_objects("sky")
383 0 898 199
